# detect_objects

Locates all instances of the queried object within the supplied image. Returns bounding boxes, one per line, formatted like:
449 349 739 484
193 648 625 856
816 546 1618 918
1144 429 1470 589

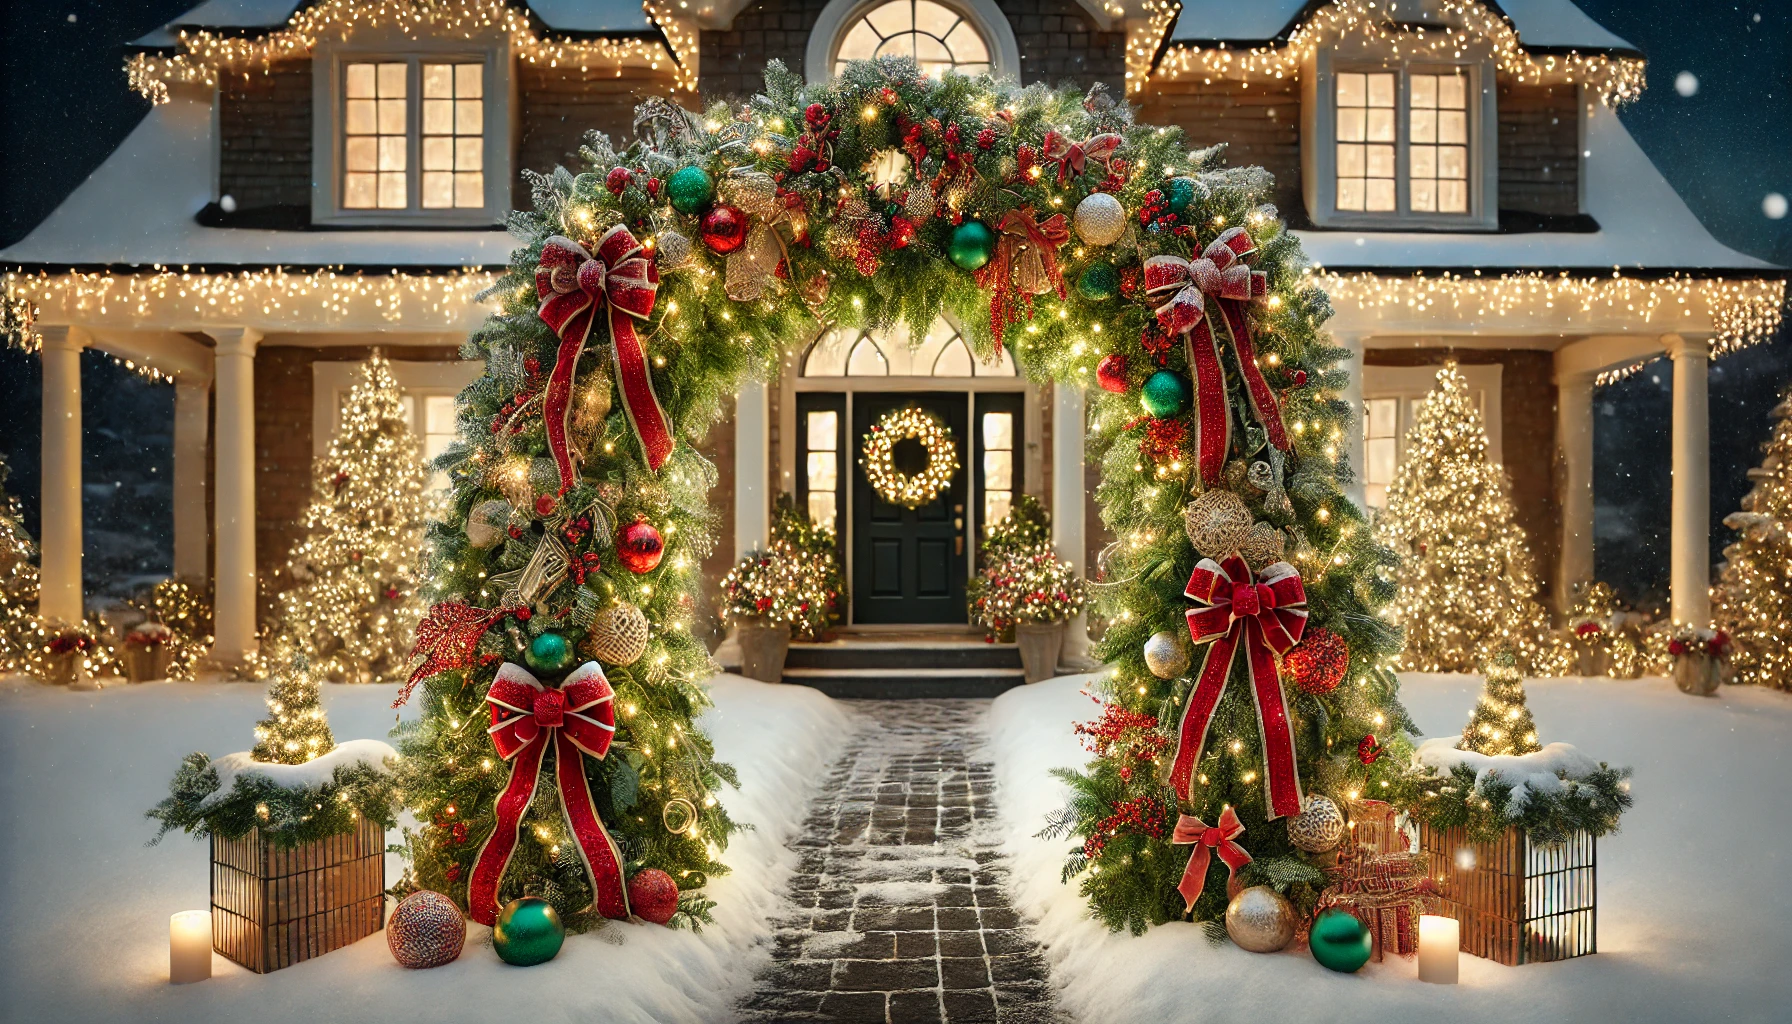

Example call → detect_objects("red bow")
536 226 670 483
1171 807 1254 911
975 206 1071 353
1142 227 1287 484
1170 553 1308 820
467 661 630 926
1040 130 1122 185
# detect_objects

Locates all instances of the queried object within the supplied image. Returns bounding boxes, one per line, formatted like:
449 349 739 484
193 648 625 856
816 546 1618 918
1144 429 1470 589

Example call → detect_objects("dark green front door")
852 392 968 624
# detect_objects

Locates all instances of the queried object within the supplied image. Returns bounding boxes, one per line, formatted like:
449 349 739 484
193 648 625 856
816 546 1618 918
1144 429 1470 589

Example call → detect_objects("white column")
1665 334 1711 626
734 380 769 560
209 328 261 669
37 326 88 624
1556 370 1596 609
1052 381 1090 665
1336 332 1368 511
172 377 211 581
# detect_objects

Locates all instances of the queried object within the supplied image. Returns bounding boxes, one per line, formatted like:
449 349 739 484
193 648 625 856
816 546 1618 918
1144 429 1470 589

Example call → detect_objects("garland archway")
397 56 1415 934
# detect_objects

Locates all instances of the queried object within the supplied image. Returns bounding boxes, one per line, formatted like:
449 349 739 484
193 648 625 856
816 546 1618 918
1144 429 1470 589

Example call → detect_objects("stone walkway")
738 700 1060 1024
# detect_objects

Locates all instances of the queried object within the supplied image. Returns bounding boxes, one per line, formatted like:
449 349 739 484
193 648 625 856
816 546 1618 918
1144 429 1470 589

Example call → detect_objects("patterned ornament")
1078 262 1119 301
617 516 665 574
1143 629 1190 679
904 182 937 220
466 499 512 549
700 204 750 254
585 601 650 666
1225 885 1296 953
525 631 574 675
1310 908 1374 972
666 165 715 214
1140 369 1190 418
1284 627 1350 695
627 868 680 925
947 220 996 271
801 269 832 308
388 890 466 969
1073 192 1126 246
492 896 565 966
1183 489 1255 559
1096 353 1128 393
1287 795 1347 852
1239 522 1286 569
655 229 693 270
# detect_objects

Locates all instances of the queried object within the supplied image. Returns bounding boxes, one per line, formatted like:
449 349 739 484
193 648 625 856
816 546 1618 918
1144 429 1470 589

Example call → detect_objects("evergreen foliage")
1458 650 1541 756
252 644 336 764
0 456 43 677
1715 388 1792 689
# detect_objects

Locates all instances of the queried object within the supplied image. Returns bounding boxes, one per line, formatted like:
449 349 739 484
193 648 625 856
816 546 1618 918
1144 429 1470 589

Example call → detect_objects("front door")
852 392 968 624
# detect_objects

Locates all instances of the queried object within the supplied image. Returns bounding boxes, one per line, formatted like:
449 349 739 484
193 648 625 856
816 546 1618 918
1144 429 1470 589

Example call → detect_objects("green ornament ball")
1077 262 1119 301
1309 908 1373 973
525 632 574 674
947 221 996 271
1141 370 1192 418
492 897 564 966
1166 175 1198 213
666 166 715 215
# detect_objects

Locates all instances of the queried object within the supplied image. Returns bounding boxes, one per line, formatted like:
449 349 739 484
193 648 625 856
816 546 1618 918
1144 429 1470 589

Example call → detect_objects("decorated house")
2 0 1781 680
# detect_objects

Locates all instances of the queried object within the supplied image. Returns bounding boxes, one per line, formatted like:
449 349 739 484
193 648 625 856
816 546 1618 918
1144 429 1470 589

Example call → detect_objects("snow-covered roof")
132 0 654 47
1168 0 1639 55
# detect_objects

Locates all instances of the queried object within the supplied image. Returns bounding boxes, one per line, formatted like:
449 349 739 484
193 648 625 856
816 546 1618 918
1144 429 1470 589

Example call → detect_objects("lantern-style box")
210 818 385 972
1418 822 1597 965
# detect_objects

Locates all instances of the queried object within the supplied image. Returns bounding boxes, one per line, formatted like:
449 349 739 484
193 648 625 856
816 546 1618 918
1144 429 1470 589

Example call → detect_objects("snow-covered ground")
989 672 1792 1024
0 673 852 1024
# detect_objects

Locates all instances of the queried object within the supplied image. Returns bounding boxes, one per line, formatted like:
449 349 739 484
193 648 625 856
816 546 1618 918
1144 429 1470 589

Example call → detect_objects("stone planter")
738 618 791 683
124 644 174 683
41 649 81 686
1674 653 1721 696
1015 621 1064 684
1573 647 1610 679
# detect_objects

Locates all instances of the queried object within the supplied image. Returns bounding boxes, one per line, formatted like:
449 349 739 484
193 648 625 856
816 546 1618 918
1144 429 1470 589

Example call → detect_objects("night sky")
0 1 1787 604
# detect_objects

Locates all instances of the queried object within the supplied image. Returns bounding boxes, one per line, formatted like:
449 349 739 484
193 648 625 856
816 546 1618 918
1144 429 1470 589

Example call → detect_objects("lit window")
1362 397 1399 510
800 319 1014 377
340 60 487 215
834 1 990 79
1409 72 1469 213
343 62 407 209
981 412 1014 528
1335 72 1396 213
805 410 840 531
421 63 485 209
1334 67 1475 218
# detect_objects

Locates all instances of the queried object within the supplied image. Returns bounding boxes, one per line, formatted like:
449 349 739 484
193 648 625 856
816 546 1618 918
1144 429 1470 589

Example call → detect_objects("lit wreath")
861 406 959 509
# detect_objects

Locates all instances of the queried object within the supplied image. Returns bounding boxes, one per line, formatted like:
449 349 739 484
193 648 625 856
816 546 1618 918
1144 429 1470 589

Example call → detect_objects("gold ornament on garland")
662 796 698 834
861 407 960 509
583 601 650 666
1184 489 1255 559
1286 794 1347 852
1239 522 1286 569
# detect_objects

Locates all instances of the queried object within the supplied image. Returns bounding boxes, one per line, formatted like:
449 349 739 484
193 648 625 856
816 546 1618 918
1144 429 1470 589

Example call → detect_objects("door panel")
852 391 969 623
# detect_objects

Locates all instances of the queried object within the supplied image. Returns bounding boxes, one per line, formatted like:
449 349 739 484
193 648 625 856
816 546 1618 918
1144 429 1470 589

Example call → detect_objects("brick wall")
515 64 680 202
219 58 313 215
1364 348 1562 606
700 0 827 100
1137 77 1304 220
1497 80 1580 216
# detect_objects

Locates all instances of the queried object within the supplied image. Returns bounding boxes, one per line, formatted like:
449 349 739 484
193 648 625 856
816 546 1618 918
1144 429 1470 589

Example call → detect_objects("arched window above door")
806 0 1020 85
800 319 1015 377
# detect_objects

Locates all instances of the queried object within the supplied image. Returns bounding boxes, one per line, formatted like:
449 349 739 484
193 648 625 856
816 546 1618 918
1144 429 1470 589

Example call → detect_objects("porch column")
735 380 769 560
1664 333 1711 626
1335 332 1367 511
37 326 88 624
209 328 261 669
172 377 211 581
1052 381 1089 665
1556 369 1596 609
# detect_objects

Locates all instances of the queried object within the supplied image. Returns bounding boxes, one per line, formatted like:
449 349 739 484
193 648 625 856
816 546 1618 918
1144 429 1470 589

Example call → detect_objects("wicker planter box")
211 818 386 973
1418 822 1596 965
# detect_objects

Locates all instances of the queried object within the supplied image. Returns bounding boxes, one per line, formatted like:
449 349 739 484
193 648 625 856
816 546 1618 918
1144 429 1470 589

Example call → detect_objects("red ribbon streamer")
468 661 630 926
1168 554 1309 820
1170 807 1254 911
975 206 1071 354
1040 130 1122 185
535 226 670 485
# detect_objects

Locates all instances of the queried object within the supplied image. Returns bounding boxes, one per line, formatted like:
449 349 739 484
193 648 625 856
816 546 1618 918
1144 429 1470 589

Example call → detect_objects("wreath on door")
862 406 959 509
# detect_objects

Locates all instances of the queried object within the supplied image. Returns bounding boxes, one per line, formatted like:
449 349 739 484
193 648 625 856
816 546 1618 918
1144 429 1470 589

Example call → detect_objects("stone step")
783 640 1021 671
780 666 1027 700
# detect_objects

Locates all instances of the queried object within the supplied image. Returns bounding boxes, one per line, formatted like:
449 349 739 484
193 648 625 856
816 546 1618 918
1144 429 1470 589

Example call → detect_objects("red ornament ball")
388 890 466 969
699 204 750 254
628 868 680 925
1291 369 1309 388
604 166 633 195
617 516 665 574
1283 627 1349 695
1358 733 1384 765
534 493 557 518
1096 353 1129 393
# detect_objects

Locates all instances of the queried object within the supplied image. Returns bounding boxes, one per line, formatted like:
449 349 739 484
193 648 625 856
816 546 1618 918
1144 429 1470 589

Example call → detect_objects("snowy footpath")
0 673 851 1024
988 672 1792 1024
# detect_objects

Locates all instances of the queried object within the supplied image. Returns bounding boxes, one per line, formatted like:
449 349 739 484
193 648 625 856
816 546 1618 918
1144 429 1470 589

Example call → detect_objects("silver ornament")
466 499 513 549
1143 630 1190 679
656 230 693 270
1286 795 1346 853
1226 885 1296 953
1074 192 1126 246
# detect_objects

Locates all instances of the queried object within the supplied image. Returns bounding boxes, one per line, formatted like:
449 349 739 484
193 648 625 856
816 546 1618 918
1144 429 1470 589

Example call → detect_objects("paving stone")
939 956 994 990
818 991 889 1023
834 957 940 992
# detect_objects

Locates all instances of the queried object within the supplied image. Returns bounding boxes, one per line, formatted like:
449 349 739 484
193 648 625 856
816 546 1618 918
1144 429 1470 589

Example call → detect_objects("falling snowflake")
1674 72 1699 97
1764 193 1788 220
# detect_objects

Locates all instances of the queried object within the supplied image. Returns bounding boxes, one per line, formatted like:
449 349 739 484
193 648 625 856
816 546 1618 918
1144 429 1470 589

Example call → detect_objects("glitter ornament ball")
628 868 681 925
1141 369 1191 418
1310 908 1374 972
465 499 512 549
1284 627 1350 695
666 165 715 214
387 890 466 969
617 517 665 574
585 601 650 666
699 204 750 254
947 221 996 271
492 897 564 966
1166 175 1198 212
1096 353 1128 393
655 229 693 270
1073 192 1126 245
525 632 574 675
1143 630 1191 679
1225 886 1296 953
1239 522 1286 569
1078 262 1119 301
1184 489 1255 559
1286 795 1347 852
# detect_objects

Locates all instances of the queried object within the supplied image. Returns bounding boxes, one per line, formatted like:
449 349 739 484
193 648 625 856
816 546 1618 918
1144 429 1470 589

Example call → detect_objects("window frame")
310 34 512 228
1359 362 1503 511
805 0 1020 85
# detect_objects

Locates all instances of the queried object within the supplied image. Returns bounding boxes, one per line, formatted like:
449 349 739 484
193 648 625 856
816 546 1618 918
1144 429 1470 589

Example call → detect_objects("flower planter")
737 618 791 683
1674 653 1721 696
41 650 81 686
1015 621 1063 684
124 644 173 683
1574 648 1610 679
211 818 386 973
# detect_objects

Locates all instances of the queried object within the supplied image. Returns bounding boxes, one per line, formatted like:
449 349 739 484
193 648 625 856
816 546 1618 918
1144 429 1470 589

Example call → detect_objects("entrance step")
719 632 1028 698
781 665 1025 699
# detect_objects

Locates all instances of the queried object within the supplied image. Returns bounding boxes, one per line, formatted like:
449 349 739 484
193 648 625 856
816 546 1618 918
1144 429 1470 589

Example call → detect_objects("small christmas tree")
251 643 336 764
1377 363 1567 675
1459 649 1541 756
0 455 44 677
1714 388 1792 690
273 352 430 683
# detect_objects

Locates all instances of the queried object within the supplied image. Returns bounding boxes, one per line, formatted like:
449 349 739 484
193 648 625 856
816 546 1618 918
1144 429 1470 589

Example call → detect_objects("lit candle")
169 911 212 984
1417 914 1460 984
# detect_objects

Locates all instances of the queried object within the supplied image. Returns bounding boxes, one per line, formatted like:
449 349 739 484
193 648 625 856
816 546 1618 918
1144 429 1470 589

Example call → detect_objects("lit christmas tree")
273 352 430 683
251 642 336 764
1714 388 1792 690
0 455 45 677
1376 363 1568 675
1458 649 1541 756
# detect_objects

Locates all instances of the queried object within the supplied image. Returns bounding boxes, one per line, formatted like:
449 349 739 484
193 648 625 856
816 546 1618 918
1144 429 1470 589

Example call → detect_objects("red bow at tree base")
1171 806 1253 912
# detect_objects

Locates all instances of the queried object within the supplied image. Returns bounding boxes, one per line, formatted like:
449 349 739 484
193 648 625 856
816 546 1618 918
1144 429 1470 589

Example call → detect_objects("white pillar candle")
169 911 212 984
1417 914 1460 984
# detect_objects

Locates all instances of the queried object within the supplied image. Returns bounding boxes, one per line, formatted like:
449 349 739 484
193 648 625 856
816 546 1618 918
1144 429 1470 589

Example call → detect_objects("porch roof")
129 0 656 48
1167 0 1640 55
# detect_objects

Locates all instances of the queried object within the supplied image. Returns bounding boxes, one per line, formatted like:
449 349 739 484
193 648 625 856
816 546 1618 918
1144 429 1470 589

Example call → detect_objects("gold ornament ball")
656 230 693 270
1239 522 1286 569
1074 192 1126 246
1143 630 1190 679
585 601 651 666
1286 795 1346 852
1226 885 1297 953
1184 489 1255 559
